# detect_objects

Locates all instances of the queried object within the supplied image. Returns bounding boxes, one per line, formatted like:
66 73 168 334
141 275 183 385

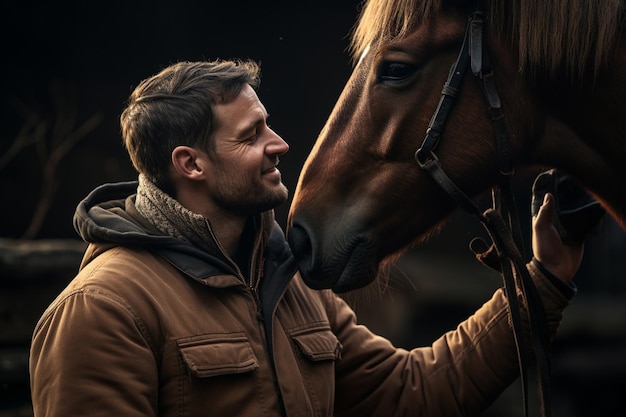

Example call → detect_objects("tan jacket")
30 182 572 417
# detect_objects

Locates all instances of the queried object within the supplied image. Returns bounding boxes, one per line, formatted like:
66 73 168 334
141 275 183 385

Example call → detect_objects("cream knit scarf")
134 174 221 256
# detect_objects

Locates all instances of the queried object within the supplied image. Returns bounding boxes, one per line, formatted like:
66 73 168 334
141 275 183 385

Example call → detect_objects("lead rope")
415 6 553 417
480 209 553 417
471 7 553 416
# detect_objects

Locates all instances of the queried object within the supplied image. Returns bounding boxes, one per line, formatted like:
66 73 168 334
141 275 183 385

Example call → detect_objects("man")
30 59 582 416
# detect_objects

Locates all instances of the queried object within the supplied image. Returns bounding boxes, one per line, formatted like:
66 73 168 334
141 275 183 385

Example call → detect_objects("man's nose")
266 129 289 155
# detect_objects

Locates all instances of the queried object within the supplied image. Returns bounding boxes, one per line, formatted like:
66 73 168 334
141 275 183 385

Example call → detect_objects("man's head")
120 59 261 194
121 59 289 218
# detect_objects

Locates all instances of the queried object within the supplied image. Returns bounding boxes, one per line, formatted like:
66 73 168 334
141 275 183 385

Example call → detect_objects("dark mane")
350 0 626 80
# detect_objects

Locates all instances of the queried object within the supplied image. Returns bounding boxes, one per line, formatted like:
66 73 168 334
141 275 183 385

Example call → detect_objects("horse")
287 0 626 293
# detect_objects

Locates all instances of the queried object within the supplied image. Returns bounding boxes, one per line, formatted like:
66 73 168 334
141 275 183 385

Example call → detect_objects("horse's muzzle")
287 220 378 293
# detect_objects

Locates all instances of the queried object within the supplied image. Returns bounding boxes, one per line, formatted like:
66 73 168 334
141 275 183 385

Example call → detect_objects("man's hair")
120 59 261 193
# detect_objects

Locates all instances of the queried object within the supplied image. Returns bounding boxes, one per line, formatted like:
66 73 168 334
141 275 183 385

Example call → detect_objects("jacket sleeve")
329 261 572 417
30 289 159 417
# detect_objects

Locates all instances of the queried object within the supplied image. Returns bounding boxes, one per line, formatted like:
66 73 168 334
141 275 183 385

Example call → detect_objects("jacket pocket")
291 328 342 362
177 332 259 377
289 327 342 416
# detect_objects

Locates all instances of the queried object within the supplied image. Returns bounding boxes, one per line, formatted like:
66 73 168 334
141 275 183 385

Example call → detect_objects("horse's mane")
351 0 626 81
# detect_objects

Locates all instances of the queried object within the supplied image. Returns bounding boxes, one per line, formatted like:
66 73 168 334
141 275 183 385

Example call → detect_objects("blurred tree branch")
2 81 103 239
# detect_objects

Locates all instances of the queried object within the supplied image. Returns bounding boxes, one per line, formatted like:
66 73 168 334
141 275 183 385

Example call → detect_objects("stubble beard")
214 178 289 216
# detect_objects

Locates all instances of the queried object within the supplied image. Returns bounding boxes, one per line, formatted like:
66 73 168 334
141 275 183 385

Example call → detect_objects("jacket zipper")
203 217 263 318
249 256 285 414
249 257 264 322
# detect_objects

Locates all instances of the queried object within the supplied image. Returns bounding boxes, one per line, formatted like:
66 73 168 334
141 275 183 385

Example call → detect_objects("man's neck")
208 213 247 257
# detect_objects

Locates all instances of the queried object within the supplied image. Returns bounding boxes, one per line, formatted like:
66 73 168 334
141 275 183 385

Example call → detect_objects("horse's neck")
538 62 626 229
528 31 625 229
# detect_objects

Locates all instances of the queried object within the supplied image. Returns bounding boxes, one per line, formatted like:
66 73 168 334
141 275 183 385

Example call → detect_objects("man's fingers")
534 193 555 227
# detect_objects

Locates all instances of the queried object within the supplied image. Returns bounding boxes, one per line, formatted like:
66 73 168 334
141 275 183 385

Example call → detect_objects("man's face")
204 84 289 216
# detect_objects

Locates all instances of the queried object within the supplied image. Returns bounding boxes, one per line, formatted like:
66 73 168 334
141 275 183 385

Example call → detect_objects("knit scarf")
134 174 223 256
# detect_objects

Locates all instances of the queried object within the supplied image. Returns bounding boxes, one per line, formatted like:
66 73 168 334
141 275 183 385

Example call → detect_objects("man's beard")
213 179 289 216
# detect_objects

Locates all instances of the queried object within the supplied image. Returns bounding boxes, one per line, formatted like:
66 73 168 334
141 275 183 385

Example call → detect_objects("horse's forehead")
357 44 371 68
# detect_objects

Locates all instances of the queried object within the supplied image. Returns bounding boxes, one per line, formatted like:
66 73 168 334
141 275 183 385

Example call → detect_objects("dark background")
1 1 625 416
1 0 362 238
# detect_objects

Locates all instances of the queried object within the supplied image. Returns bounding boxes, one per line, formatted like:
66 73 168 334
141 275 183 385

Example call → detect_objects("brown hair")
120 59 261 192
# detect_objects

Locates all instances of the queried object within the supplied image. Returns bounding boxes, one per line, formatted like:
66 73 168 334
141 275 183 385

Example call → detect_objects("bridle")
414 4 554 417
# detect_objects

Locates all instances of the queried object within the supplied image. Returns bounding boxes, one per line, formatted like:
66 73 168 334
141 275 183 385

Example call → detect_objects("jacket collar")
74 181 293 292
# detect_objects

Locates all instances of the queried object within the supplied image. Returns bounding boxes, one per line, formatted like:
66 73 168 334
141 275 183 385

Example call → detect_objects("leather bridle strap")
414 6 553 417
469 9 526 258
415 17 482 217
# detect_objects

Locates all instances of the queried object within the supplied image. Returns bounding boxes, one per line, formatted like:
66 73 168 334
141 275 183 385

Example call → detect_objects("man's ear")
171 146 205 180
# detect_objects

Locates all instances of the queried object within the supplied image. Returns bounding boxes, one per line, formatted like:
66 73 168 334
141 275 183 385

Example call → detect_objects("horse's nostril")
287 223 313 270
288 222 334 289
289 221 328 285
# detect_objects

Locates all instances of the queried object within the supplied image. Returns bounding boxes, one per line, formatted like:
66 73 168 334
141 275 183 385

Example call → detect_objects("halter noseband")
414 5 554 417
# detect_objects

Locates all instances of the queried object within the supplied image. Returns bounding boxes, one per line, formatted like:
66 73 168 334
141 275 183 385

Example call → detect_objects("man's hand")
532 193 584 284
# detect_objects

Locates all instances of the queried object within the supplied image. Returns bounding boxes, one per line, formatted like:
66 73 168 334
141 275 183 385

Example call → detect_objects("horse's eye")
377 61 418 84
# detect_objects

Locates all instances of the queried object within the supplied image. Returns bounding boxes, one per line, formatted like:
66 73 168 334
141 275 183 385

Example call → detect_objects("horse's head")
288 1 538 292
288 0 625 292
